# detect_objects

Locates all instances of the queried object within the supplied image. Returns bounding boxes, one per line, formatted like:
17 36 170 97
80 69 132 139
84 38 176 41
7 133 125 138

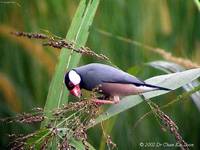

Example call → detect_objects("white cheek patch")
69 70 81 85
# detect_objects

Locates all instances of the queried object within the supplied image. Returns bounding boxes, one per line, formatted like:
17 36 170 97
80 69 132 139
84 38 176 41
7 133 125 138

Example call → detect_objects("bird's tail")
141 83 172 91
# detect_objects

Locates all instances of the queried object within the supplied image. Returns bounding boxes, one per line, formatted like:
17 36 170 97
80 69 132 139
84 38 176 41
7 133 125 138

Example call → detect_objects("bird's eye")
68 82 74 90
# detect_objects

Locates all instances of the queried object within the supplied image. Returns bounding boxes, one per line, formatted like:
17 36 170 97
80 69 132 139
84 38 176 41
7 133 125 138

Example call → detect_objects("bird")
64 63 171 104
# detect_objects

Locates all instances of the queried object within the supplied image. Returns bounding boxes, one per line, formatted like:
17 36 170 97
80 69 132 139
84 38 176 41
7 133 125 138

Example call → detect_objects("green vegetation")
42 0 100 127
0 0 200 149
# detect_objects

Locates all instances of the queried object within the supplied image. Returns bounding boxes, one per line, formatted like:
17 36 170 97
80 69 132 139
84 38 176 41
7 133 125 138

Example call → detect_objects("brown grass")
0 72 21 112
96 29 200 69
0 25 56 75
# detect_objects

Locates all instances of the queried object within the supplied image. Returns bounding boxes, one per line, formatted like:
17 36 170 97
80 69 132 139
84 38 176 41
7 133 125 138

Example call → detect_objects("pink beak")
70 85 81 98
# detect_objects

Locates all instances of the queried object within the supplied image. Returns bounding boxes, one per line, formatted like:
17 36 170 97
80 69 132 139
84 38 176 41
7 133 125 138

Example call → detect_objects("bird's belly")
101 83 144 96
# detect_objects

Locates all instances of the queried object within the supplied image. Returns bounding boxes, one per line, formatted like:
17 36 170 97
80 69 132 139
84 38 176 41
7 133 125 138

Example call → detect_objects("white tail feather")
137 85 158 92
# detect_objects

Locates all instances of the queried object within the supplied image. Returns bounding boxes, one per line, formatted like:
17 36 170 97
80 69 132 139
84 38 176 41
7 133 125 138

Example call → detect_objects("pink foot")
92 99 116 104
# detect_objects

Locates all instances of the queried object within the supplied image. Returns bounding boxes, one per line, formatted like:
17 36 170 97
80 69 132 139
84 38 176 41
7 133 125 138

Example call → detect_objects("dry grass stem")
96 29 200 69
134 85 200 129
0 72 21 112
0 25 56 74
11 31 48 39
101 122 117 150
11 31 110 61
147 101 189 150
1 108 44 124
154 48 200 68
5 98 101 149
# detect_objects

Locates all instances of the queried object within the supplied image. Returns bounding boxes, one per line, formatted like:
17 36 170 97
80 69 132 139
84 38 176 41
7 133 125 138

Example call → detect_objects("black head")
65 70 81 97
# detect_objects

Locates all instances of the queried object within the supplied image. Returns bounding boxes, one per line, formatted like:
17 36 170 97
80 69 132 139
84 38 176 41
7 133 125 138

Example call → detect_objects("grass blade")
40 0 100 149
42 0 100 126
148 60 200 111
194 0 200 11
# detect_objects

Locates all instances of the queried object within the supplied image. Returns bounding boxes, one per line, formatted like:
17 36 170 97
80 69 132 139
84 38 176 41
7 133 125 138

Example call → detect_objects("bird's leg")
113 95 120 103
92 99 116 104
92 96 120 105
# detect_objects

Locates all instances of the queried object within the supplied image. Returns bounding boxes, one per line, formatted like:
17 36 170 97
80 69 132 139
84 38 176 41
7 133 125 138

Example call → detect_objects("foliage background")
0 0 200 149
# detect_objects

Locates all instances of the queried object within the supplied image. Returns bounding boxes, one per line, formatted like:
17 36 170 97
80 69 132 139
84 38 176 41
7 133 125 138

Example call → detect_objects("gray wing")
75 63 145 90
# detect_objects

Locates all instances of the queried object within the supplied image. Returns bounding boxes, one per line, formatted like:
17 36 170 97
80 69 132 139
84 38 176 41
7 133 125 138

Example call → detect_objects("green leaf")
57 128 96 150
194 0 200 11
148 60 200 111
26 128 50 149
70 139 96 150
90 68 200 127
40 0 100 149
143 68 200 99
42 0 100 126
148 60 185 73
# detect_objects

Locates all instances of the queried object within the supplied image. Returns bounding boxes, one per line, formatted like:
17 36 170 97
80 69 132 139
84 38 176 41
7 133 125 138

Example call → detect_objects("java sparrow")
65 63 170 104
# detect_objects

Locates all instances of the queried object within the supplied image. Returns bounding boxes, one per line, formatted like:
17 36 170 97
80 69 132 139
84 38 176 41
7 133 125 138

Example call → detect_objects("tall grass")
42 0 100 126
0 0 200 149
40 0 100 148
